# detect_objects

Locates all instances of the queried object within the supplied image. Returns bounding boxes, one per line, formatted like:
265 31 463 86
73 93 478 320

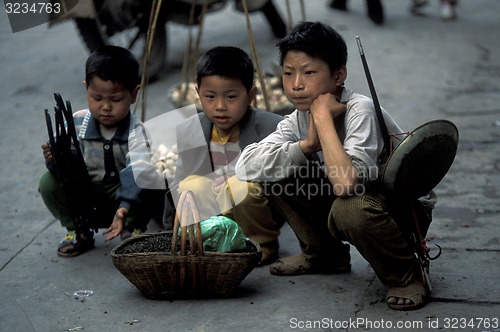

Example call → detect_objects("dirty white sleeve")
235 113 308 182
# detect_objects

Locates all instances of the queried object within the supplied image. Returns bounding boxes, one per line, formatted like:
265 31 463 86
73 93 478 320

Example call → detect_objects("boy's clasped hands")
301 93 347 155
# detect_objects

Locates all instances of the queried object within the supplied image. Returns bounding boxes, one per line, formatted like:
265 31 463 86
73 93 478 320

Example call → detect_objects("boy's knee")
225 177 252 202
330 194 385 233
246 181 264 197
38 171 59 197
179 175 211 193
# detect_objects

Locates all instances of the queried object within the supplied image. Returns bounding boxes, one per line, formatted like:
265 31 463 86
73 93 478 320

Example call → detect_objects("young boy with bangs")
236 21 430 310
171 46 284 266
39 45 164 257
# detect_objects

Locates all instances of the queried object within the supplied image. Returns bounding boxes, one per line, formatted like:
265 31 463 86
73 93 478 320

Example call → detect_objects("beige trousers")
179 175 280 245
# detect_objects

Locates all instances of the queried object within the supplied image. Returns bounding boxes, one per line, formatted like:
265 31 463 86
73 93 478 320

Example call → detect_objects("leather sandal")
57 231 95 257
386 278 429 311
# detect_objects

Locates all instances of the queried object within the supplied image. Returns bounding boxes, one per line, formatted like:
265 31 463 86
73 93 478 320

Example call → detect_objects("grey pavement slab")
1 1 500 331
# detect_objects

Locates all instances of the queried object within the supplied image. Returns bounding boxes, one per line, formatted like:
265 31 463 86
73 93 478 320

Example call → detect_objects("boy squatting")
39 46 164 257
236 21 434 310
166 46 284 266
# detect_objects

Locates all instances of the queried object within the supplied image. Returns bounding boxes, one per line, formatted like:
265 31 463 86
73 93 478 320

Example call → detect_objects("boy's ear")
247 86 257 104
82 80 87 89
130 85 140 104
335 65 347 86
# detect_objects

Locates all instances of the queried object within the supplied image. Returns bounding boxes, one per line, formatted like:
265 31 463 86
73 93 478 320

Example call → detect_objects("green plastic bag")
178 216 248 253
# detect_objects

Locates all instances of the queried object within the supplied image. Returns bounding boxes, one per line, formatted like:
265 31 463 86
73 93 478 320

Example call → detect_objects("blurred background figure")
330 0 384 25
410 0 458 20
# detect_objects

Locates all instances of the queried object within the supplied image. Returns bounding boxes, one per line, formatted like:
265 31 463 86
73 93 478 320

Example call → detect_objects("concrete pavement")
1 1 499 331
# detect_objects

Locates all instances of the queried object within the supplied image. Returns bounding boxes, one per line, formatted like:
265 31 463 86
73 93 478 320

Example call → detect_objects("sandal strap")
60 231 78 245
57 231 95 257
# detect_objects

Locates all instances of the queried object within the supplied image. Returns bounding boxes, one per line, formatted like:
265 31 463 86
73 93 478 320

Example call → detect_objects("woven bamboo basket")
111 191 262 299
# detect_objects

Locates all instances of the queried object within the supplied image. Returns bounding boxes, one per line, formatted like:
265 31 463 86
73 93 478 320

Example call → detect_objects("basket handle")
171 190 204 257
171 191 206 291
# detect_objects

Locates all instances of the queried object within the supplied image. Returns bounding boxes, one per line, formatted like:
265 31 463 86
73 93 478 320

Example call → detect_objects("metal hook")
426 243 442 261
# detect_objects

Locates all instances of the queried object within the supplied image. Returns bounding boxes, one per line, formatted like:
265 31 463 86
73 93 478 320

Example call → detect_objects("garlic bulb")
151 144 178 181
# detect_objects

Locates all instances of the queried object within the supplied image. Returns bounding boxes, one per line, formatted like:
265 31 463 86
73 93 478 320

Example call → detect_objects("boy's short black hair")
277 21 348 73
85 45 140 93
196 46 254 92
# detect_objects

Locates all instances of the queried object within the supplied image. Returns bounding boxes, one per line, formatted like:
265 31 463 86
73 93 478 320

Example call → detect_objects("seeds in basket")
113 232 258 255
